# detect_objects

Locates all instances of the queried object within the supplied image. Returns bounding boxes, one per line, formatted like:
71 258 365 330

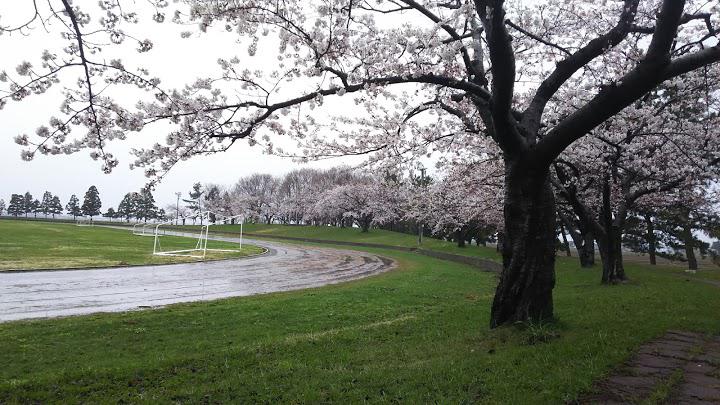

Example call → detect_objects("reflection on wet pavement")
0 231 395 322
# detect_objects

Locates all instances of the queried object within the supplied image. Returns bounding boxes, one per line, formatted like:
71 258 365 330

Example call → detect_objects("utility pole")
175 192 181 226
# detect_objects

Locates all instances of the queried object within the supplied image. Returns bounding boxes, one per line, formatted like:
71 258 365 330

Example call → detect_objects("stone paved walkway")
579 330 720 404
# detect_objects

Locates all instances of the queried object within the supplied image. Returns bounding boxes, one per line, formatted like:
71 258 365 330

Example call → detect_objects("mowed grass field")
0 222 719 403
0 219 265 270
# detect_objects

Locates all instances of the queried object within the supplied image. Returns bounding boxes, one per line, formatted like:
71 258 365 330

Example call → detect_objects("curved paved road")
0 232 395 322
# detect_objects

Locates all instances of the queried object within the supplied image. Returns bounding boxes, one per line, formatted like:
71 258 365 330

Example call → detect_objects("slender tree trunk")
558 220 571 257
682 221 698 271
490 163 556 328
613 225 626 280
644 213 657 266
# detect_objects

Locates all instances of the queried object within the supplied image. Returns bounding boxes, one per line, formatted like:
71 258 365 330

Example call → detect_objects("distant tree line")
0 185 164 223
1 186 103 220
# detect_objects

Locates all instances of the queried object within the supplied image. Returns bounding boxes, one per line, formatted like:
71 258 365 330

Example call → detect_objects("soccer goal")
152 212 244 259
132 222 157 236
76 217 94 227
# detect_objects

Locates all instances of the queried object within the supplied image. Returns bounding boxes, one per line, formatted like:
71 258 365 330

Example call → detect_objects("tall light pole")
175 192 181 225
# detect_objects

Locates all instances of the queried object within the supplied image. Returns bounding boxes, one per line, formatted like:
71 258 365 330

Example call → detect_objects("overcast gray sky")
0 0 360 208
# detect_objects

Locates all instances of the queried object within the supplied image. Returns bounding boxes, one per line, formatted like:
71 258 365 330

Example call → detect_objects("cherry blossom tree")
230 174 281 224
408 157 503 247
3 0 720 326
309 174 405 231
553 70 720 283
627 186 720 271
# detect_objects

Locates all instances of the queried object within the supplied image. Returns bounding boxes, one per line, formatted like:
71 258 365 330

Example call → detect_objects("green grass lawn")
189 222 501 260
0 239 718 403
0 219 265 270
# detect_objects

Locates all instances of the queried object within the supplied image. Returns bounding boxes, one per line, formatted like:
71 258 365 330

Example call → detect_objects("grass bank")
0 219 264 270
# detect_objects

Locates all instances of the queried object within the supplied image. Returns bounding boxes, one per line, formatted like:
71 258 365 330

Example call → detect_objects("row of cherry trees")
196 166 504 243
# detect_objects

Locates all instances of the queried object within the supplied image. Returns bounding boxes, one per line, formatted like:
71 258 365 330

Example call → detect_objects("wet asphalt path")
0 230 395 322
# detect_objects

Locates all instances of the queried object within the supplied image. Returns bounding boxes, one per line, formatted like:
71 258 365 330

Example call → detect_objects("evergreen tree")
117 192 139 222
102 207 117 221
183 183 204 224
8 194 24 216
66 195 81 219
0 199 5 216
40 191 53 217
81 186 102 219
49 196 63 219
205 185 221 222
22 192 33 217
31 199 41 218
137 188 159 222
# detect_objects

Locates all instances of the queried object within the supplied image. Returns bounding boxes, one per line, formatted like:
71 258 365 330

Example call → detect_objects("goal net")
152 212 244 259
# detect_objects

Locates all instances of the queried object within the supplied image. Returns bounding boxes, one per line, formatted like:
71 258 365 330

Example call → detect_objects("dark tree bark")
598 177 627 284
644 213 657 265
579 231 596 267
477 0 718 326
456 228 467 248
558 219 572 257
490 162 556 327
358 215 372 233
560 212 595 267
681 216 698 271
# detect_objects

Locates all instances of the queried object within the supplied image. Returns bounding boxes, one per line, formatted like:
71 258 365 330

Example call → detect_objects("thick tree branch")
533 0 720 168
475 0 525 155
521 0 640 135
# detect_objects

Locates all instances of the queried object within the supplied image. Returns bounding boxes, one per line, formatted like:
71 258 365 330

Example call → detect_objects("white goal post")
132 222 158 236
152 212 244 259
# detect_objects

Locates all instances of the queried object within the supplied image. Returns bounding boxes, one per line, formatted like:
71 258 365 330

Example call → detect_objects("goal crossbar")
132 222 159 236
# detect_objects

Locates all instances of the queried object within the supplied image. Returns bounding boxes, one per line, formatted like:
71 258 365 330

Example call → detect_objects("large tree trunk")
644 213 657 266
579 231 595 267
359 215 371 233
456 228 466 248
598 225 626 283
559 211 594 268
598 177 627 284
490 163 556 328
599 230 627 284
